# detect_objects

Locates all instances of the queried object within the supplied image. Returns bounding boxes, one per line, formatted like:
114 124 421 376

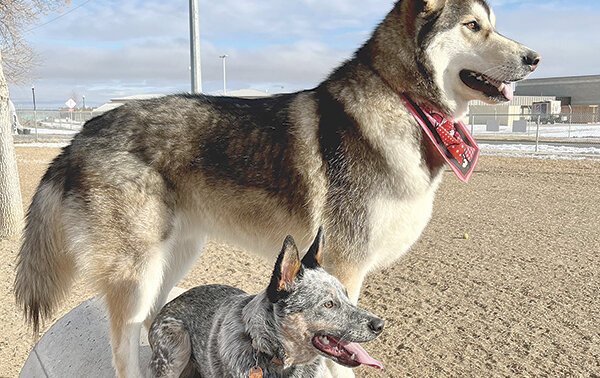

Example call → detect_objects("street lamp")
31 85 38 142
189 0 202 93
219 54 228 95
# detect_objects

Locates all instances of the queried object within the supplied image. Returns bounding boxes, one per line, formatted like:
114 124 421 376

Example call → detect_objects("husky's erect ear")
395 0 443 15
301 227 325 269
267 235 302 302
394 0 444 38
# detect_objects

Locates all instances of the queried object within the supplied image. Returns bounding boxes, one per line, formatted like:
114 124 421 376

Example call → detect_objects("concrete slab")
486 119 500 132
20 287 186 377
512 120 528 133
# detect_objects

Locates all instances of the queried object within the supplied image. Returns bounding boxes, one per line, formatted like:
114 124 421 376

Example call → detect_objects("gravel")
1 147 599 377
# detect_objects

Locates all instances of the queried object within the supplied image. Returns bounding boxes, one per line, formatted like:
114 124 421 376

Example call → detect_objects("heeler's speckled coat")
147 229 384 378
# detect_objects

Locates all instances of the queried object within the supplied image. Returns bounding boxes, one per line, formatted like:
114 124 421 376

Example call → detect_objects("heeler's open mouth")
459 69 515 101
312 334 383 369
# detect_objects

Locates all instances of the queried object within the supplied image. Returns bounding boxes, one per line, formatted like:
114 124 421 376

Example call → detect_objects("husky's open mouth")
312 334 383 369
459 69 515 102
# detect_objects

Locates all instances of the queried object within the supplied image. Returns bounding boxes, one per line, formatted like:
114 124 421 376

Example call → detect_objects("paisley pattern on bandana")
400 94 479 183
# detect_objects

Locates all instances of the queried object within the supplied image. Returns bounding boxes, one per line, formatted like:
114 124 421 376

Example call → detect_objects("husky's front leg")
324 260 371 378
325 361 356 378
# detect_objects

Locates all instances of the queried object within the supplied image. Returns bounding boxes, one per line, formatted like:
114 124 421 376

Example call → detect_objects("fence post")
470 114 474 135
535 115 540 152
568 105 572 139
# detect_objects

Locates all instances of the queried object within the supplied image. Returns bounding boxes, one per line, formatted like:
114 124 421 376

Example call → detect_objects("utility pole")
31 85 38 142
219 55 228 95
189 0 202 93
81 95 86 125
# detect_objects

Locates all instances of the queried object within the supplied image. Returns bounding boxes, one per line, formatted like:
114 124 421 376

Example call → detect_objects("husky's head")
266 228 384 369
367 0 540 118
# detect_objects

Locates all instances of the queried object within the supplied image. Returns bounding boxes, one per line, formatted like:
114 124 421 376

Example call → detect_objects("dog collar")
400 93 479 183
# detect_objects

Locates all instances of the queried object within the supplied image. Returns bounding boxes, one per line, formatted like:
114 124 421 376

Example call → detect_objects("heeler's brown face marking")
281 313 319 365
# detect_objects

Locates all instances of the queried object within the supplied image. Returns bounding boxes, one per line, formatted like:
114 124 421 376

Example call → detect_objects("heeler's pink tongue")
339 340 383 369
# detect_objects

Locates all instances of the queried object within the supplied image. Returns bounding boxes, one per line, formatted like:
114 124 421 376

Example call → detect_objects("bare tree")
0 48 23 238
1 0 71 83
0 0 70 239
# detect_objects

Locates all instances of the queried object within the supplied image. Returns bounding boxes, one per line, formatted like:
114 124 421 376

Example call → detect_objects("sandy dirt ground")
1 146 599 377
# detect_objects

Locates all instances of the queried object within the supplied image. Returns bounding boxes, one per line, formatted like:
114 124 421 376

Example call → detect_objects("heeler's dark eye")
324 300 335 308
465 21 480 32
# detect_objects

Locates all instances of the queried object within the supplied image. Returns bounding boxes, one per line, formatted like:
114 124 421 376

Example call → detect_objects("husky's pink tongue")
502 82 514 101
339 340 383 369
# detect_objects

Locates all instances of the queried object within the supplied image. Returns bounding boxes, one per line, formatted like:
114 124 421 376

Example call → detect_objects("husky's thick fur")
15 0 539 376
148 229 384 378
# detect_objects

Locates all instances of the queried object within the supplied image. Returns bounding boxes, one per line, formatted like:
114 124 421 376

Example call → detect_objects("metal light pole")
219 55 228 95
189 0 202 93
81 95 86 125
31 85 38 142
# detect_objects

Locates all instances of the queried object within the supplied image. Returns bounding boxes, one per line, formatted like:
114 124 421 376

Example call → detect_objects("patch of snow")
33 128 79 135
479 143 600 161
471 123 600 139
15 142 69 148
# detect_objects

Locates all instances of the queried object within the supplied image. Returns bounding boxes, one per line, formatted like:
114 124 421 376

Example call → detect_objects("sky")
7 0 600 108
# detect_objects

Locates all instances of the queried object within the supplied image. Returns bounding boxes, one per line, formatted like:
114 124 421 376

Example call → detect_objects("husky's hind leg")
103 240 170 378
102 220 204 377
144 231 206 330
147 317 192 378
83 179 182 377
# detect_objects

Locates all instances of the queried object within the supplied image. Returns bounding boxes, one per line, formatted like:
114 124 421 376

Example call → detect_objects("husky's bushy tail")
14 151 77 334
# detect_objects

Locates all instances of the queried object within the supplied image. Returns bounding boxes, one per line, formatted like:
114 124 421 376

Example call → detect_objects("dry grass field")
1 146 599 377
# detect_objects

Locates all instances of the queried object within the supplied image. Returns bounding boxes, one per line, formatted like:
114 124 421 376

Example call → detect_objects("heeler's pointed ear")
301 227 325 269
267 235 301 302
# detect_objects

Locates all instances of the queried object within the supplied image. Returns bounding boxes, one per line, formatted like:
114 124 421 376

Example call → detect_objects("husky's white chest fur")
366 174 443 272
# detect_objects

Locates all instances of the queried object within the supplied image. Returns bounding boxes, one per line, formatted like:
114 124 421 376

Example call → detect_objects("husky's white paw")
325 360 356 378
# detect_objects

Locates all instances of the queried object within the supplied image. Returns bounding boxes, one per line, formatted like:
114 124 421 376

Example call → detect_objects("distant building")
467 95 556 126
515 74 600 106
222 89 270 98
92 94 165 117
92 89 272 117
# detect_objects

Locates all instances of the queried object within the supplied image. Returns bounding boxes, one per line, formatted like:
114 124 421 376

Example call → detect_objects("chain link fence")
12 110 94 142
15 110 94 130
466 112 600 139
10 108 600 147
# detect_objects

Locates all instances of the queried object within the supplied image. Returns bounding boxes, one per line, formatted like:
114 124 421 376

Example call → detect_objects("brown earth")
1 146 599 377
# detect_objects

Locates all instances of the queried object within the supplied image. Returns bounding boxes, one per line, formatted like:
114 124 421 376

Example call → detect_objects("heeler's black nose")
523 51 541 71
368 317 385 335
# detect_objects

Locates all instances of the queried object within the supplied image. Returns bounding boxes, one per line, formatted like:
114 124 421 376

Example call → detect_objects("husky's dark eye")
324 300 335 308
465 21 480 32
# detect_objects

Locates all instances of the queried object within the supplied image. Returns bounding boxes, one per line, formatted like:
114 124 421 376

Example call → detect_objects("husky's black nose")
368 317 385 335
523 51 541 71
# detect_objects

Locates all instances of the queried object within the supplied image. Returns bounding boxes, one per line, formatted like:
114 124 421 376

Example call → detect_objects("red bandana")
400 94 479 183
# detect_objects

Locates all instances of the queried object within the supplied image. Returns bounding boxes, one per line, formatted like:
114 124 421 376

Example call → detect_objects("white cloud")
7 0 600 108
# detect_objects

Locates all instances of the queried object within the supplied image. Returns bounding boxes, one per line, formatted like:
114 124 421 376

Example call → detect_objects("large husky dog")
148 229 384 378
15 0 539 377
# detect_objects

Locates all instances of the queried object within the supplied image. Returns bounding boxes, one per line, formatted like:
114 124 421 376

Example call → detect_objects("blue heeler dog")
147 228 384 377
